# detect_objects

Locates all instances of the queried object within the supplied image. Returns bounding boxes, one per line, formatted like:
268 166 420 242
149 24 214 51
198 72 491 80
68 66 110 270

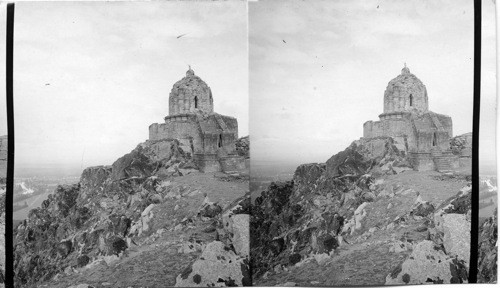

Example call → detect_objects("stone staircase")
431 148 452 172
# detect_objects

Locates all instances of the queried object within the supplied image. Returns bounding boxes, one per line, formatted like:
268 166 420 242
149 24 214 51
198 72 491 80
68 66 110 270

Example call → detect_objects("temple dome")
383 65 428 114
169 67 214 115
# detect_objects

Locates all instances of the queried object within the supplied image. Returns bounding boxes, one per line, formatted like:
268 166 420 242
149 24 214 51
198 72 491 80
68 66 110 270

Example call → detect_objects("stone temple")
149 67 245 172
363 65 470 171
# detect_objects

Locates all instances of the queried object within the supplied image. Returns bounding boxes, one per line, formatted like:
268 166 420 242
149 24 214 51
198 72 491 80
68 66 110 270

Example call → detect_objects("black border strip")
469 0 481 283
5 3 15 287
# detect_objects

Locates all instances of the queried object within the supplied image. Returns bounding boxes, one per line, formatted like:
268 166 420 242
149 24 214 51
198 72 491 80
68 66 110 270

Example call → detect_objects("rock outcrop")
251 135 475 286
385 240 468 284
251 137 412 279
326 137 410 178
478 209 498 283
386 185 472 284
175 241 250 287
175 194 251 287
13 139 195 287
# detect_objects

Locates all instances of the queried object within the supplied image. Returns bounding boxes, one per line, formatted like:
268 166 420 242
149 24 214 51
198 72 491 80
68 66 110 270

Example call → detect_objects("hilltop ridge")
13 137 250 288
251 134 494 286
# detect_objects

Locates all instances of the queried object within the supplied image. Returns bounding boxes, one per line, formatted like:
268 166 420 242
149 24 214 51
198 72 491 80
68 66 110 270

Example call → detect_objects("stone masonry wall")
149 114 238 156
149 120 202 154
412 113 453 152
364 117 414 152
203 132 237 155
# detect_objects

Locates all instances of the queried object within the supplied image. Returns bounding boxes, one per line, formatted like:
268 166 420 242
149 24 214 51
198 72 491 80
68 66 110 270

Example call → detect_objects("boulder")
412 201 435 217
76 255 90 268
199 203 222 218
102 235 127 256
57 240 72 258
385 240 468 284
108 214 131 237
228 214 249 258
442 214 470 266
315 234 338 253
174 241 250 287
353 202 369 231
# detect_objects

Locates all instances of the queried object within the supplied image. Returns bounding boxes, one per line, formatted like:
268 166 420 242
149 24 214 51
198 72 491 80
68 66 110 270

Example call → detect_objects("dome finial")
402 63 410 75
186 65 194 77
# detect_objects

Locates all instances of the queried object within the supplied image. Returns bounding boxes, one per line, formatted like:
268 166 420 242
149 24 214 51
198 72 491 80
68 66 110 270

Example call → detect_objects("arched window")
194 96 198 109
432 132 437 146
218 134 223 148
409 94 413 106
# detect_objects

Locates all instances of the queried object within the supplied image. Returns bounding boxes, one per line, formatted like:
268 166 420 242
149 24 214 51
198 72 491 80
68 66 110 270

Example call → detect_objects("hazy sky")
9 1 248 170
0 1 497 173
480 0 498 174
250 0 482 166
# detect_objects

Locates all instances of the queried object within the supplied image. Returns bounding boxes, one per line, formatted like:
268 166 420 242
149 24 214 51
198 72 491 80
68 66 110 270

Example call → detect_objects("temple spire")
186 65 195 77
401 63 410 75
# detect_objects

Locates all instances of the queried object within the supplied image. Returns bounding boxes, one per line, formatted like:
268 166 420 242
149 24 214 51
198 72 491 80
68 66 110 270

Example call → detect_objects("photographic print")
249 0 484 286
10 2 249 287
0 0 497 287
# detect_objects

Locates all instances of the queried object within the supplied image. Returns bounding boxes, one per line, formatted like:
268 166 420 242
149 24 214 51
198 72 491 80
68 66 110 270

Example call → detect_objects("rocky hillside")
478 209 497 283
13 138 250 287
251 136 485 286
